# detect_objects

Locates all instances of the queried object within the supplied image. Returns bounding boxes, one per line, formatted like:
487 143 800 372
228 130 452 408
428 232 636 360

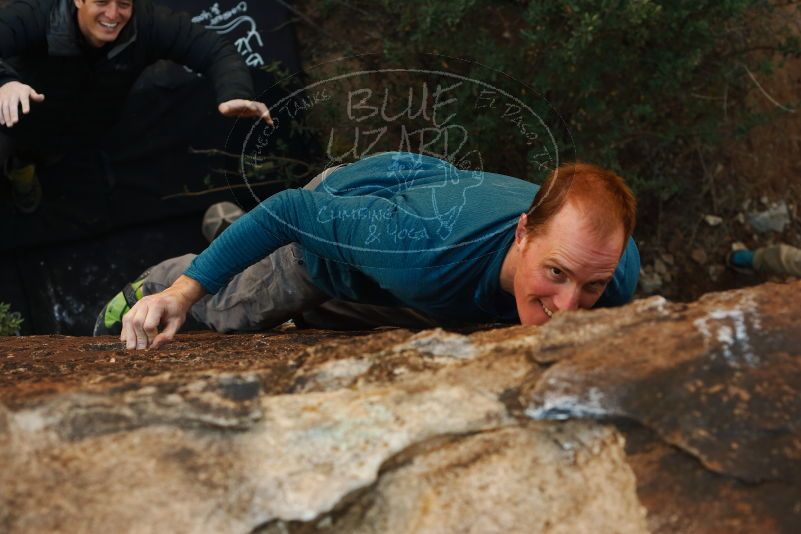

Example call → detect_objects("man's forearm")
0 62 21 87
183 186 405 294
203 42 254 103
151 5 254 103
183 190 302 293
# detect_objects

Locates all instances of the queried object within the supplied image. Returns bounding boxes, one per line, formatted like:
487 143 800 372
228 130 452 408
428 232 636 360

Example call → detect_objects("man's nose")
107 2 118 18
554 287 581 312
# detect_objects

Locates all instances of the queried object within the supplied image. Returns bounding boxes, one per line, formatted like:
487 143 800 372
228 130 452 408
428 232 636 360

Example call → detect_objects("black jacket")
0 0 254 136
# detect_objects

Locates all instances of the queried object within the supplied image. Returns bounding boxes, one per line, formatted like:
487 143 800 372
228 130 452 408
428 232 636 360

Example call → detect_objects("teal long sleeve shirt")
184 152 640 324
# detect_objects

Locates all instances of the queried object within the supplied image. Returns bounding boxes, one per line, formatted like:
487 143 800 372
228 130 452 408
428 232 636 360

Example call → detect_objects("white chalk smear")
525 386 611 421
396 329 478 360
693 295 761 367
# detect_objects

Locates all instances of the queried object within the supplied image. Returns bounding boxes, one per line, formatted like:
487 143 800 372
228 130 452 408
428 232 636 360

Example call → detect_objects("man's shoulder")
1 0 55 12
132 0 210 47
0 0 58 54
321 151 537 197
0 0 54 23
595 237 641 308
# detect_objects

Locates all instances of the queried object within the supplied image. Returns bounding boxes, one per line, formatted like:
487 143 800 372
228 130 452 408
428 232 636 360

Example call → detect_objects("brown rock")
639 269 663 294
622 423 801 534
1 282 800 532
286 423 647 534
523 284 801 483
691 247 708 265
708 264 725 282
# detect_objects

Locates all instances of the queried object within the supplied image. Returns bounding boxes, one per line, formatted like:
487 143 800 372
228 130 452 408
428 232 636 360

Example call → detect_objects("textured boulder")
1 282 800 533
521 286 801 483
289 423 646 534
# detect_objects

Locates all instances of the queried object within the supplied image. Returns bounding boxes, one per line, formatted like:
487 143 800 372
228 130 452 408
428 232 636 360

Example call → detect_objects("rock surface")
2 282 801 533
288 423 646 534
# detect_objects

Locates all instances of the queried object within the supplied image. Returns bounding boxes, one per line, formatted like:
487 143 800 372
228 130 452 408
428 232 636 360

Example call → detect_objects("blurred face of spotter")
74 0 133 48
512 201 625 326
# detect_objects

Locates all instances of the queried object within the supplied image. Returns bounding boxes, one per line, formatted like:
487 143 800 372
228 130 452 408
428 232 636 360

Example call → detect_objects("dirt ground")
652 47 801 302
0 328 372 408
0 321 508 409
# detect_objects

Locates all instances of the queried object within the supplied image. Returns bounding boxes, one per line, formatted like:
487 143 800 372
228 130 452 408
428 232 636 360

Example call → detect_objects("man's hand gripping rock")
121 275 205 350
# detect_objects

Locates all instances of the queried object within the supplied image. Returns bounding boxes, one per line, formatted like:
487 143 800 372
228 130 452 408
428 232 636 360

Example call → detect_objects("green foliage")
314 0 800 204
0 302 23 336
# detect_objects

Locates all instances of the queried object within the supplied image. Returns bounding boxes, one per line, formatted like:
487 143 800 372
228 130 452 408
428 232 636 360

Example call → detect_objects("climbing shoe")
6 161 41 214
93 272 149 336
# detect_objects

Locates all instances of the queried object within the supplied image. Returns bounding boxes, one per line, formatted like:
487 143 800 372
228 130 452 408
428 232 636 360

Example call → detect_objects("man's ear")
73 0 84 8
515 213 528 248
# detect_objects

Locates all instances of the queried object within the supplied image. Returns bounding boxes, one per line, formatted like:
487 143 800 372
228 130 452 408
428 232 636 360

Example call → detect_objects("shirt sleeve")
0 0 47 86
184 188 405 293
594 237 641 308
147 4 254 103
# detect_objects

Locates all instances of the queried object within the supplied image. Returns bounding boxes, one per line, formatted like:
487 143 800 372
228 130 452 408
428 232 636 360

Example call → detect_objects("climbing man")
0 0 272 212
98 151 641 348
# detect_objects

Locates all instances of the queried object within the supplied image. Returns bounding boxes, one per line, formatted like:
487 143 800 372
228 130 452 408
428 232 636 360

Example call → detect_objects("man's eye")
548 267 564 279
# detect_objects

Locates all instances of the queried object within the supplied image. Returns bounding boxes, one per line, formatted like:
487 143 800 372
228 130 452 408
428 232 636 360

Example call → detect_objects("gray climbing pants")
142 166 439 332
754 244 801 277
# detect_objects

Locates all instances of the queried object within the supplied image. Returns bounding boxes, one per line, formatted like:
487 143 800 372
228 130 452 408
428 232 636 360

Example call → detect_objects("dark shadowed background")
0 0 310 334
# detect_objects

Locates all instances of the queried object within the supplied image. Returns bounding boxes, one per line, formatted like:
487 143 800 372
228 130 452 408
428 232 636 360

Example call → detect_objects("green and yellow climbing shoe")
6 162 42 214
93 273 148 336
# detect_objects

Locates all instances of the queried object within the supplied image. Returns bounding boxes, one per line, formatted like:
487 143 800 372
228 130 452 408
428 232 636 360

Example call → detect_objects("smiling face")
74 0 133 48
508 201 625 325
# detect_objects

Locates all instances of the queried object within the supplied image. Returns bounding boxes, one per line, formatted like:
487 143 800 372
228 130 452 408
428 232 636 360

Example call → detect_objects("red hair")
525 162 636 246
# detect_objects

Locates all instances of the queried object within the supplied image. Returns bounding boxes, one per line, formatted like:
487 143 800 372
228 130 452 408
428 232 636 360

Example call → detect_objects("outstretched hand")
121 275 206 350
0 81 44 127
218 99 273 125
